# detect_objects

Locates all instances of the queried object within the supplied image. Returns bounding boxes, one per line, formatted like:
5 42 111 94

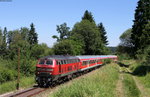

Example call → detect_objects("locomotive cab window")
46 60 53 65
39 59 45 65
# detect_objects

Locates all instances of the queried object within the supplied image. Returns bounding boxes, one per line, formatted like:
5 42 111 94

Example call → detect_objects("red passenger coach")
35 55 117 86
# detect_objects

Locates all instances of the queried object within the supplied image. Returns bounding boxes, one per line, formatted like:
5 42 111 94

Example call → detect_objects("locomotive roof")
41 55 79 60
76 55 117 59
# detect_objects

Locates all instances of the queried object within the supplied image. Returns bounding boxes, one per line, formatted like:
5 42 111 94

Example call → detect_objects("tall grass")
137 73 150 89
0 76 35 94
50 63 119 97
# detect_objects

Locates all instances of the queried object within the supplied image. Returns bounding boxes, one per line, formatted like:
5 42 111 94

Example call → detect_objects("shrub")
0 67 17 83
102 59 112 64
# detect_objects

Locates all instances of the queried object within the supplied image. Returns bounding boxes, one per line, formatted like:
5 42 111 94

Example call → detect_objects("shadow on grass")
117 62 129 68
117 61 150 76
132 65 150 76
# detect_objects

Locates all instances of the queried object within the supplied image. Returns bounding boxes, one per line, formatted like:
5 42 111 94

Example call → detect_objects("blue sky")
0 0 138 47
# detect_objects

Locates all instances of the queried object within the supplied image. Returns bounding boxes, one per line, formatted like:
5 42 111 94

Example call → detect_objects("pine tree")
82 10 95 23
97 23 108 45
0 29 2 46
28 23 38 45
0 27 7 57
2 27 7 49
131 0 150 54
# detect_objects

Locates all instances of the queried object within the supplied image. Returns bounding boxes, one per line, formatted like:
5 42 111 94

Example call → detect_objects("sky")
0 0 138 47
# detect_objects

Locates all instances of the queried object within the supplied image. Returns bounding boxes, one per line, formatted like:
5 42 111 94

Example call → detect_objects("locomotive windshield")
39 59 45 65
38 59 53 65
46 60 53 65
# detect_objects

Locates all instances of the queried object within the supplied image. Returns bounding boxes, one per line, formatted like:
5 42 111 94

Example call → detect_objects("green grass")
137 73 150 88
50 63 119 97
122 74 140 97
0 76 35 94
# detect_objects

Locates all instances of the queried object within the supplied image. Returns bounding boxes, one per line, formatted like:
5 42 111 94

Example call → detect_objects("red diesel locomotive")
35 55 117 86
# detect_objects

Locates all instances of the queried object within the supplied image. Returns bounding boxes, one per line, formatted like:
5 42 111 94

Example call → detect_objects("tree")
97 23 108 45
0 29 2 46
52 23 70 42
71 20 106 55
82 10 95 23
7 30 21 45
20 27 29 41
28 23 38 45
117 28 133 55
2 27 7 49
131 0 150 55
53 40 75 55
0 27 8 57
119 28 132 47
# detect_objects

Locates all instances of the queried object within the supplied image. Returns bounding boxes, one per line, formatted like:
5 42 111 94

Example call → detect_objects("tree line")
52 10 109 55
0 23 52 83
118 0 150 66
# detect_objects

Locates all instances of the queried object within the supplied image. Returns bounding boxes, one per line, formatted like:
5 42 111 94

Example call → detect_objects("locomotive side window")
46 60 53 65
39 59 45 65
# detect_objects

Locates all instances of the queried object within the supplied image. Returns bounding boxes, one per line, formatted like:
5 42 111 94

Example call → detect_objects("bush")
0 67 17 83
102 59 112 64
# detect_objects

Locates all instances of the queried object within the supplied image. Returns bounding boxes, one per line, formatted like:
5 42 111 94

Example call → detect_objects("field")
0 76 35 94
1 60 150 97
34 61 150 97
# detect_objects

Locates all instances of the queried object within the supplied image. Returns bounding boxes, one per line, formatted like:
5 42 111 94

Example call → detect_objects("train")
35 55 117 87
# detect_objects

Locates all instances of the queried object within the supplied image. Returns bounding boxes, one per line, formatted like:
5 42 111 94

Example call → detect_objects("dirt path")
126 68 150 97
116 73 124 97
115 66 125 97
132 76 150 97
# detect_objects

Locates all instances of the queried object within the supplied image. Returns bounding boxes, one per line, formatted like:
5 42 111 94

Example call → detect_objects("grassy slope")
0 76 35 94
120 60 150 97
50 63 119 97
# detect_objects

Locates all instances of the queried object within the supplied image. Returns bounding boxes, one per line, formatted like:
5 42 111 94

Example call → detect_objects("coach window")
61 60 64 64
64 60 66 64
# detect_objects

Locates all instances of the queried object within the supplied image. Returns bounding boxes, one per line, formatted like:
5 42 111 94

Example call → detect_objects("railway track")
2 87 47 97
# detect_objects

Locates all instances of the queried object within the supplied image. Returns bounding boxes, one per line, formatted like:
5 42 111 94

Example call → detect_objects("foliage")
0 67 17 84
119 28 132 47
72 20 108 55
52 23 70 42
28 23 38 45
117 28 133 56
82 10 95 23
31 43 53 59
108 46 117 54
53 39 82 55
0 76 34 94
0 27 8 57
0 24 53 84
102 59 112 64
0 29 2 46
97 23 108 45
52 10 109 55
131 0 150 55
